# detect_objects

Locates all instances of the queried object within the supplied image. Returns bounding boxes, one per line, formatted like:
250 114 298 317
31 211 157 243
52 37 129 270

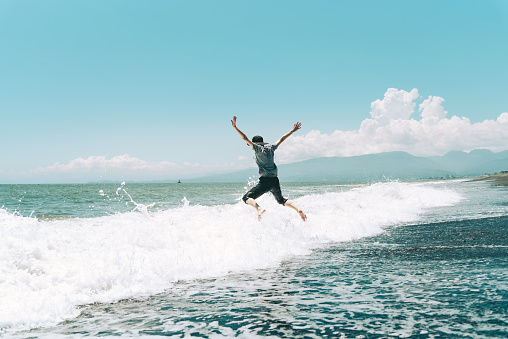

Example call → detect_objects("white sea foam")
0 182 463 333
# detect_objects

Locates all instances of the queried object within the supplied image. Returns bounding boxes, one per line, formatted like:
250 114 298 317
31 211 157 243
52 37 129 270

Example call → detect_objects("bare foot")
257 208 266 221
298 210 307 221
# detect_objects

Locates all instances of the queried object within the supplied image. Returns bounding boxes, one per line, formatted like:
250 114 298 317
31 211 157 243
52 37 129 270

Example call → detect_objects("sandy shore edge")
468 172 508 186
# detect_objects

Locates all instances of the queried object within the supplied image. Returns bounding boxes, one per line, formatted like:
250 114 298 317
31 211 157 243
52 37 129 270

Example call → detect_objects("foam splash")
0 182 462 333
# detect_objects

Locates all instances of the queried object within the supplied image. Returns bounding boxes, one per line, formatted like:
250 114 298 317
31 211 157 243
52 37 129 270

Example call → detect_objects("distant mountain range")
189 149 508 183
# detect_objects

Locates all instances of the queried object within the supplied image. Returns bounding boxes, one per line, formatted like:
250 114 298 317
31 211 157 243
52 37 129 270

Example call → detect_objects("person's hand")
231 116 237 127
292 122 302 133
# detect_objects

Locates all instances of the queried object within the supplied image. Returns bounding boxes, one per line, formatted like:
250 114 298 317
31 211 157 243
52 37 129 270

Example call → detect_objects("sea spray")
0 181 463 333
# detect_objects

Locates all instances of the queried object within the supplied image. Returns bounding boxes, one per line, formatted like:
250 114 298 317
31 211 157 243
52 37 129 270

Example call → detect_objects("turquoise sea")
1 179 507 338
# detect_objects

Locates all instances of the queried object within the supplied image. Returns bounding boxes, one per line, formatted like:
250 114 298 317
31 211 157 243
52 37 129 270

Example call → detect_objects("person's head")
252 135 267 145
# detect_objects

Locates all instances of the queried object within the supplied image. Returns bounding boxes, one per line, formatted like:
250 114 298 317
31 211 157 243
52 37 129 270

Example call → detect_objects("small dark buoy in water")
177 179 182 184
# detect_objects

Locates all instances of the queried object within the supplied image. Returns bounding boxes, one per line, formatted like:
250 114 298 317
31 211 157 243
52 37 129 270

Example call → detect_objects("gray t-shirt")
252 143 278 177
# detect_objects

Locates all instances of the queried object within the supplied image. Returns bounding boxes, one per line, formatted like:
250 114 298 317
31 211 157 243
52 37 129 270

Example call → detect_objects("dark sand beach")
469 172 508 186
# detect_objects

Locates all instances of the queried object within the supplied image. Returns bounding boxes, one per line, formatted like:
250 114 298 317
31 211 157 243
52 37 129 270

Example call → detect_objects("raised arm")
275 122 302 147
231 116 253 147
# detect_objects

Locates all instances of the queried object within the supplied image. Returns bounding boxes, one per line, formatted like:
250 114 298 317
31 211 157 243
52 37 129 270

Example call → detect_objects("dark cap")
252 135 267 145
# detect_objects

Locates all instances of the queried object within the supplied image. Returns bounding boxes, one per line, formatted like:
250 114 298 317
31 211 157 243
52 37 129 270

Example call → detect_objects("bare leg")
245 198 266 221
284 200 307 221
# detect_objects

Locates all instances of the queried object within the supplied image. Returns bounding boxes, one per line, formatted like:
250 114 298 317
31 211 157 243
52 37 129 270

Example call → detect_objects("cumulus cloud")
419 95 447 120
369 88 419 123
277 88 508 163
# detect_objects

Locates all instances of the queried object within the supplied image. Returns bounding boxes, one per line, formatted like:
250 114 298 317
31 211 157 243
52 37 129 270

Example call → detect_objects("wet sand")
469 172 508 186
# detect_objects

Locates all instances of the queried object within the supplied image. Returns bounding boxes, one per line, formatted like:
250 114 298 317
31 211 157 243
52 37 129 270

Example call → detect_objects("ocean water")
0 179 507 338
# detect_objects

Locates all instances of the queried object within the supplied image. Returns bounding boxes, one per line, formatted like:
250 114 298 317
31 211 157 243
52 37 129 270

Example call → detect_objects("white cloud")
31 154 245 180
277 88 508 163
369 88 419 123
33 155 179 173
419 95 447 120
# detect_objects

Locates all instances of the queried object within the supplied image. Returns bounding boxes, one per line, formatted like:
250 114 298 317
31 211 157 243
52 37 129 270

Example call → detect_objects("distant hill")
427 149 508 175
188 149 508 183
276 152 452 182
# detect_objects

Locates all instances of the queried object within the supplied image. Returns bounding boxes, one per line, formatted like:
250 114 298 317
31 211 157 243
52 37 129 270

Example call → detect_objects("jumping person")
231 116 307 221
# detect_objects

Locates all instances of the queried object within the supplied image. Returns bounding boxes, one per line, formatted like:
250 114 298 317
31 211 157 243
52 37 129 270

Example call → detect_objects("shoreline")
468 172 508 186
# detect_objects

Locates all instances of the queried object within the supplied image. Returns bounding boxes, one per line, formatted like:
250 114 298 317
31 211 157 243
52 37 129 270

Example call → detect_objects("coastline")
468 172 508 186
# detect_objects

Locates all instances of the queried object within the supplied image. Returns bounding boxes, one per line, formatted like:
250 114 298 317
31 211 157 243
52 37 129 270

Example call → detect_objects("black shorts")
242 177 288 205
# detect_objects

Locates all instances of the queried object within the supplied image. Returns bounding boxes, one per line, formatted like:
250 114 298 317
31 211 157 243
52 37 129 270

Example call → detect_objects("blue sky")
1 0 507 183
